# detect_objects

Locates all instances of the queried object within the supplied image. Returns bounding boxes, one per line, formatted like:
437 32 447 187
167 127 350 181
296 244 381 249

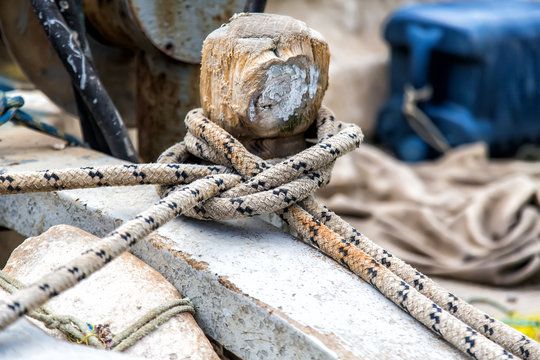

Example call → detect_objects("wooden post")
200 13 330 158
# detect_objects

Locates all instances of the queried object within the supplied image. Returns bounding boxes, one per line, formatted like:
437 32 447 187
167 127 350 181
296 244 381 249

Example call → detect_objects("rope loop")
0 92 24 124
157 106 364 220
0 91 82 145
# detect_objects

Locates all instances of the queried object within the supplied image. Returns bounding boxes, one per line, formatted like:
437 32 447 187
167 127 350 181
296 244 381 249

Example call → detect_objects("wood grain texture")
200 13 329 145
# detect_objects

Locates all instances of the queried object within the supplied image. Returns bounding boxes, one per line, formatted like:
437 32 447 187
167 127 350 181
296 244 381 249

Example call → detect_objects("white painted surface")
152 217 465 359
0 126 465 359
254 62 319 124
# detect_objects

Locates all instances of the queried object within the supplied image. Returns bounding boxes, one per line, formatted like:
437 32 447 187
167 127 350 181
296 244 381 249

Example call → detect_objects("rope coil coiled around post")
0 106 537 359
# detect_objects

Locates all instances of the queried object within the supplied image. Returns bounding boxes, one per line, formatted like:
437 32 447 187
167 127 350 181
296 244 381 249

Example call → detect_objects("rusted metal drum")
83 0 247 161
0 0 247 161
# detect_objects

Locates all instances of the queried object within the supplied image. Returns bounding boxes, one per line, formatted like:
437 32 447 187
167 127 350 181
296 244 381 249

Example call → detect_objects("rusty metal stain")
147 233 210 271
82 0 146 50
218 275 245 294
3 0 245 160
127 0 246 63
136 50 200 162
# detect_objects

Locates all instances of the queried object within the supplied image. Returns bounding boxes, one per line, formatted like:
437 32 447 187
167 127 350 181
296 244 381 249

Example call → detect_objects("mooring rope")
0 106 537 359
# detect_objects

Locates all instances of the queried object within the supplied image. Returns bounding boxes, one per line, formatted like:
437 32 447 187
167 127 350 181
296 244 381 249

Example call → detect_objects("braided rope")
0 164 231 194
0 106 537 358
299 197 538 359
162 107 533 359
0 174 240 329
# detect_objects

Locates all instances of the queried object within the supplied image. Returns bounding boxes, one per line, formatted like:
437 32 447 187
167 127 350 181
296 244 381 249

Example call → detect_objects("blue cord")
0 92 82 146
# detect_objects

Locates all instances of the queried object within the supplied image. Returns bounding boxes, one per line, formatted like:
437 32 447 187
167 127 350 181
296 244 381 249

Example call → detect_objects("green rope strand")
0 271 194 351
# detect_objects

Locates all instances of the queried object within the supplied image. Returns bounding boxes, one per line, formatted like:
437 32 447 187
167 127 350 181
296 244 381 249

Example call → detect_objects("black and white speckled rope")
0 174 240 329
162 107 535 359
300 197 538 360
0 107 536 359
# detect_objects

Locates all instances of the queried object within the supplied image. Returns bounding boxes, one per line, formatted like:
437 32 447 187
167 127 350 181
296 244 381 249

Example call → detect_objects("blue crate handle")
401 24 450 154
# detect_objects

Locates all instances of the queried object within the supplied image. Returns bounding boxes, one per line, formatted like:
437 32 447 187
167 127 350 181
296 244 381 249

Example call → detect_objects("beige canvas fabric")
318 143 540 285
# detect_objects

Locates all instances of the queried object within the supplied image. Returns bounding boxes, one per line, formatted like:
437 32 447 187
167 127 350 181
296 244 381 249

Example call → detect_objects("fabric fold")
318 143 540 285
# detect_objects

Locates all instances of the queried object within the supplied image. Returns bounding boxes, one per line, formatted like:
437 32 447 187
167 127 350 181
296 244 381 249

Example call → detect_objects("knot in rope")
0 103 537 358
0 91 24 124
157 106 364 220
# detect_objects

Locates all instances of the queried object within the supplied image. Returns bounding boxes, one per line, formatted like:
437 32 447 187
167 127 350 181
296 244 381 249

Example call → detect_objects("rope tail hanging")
0 271 195 352
0 12 538 360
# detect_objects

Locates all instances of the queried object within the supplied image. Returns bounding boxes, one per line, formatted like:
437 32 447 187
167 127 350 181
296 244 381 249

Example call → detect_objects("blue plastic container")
377 1 540 161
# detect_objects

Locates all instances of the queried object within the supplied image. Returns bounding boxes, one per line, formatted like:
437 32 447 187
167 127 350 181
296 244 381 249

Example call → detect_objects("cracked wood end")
200 13 330 158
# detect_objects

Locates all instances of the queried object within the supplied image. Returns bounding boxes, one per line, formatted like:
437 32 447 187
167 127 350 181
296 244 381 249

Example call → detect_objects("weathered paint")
83 1 212 161
85 0 245 63
200 13 330 161
0 0 136 125
200 13 330 140
0 125 467 359
4 225 220 360
0 0 76 114
250 62 319 128
135 51 200 162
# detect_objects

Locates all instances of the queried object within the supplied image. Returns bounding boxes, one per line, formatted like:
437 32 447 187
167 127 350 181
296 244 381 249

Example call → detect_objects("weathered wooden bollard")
200 13 330 158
